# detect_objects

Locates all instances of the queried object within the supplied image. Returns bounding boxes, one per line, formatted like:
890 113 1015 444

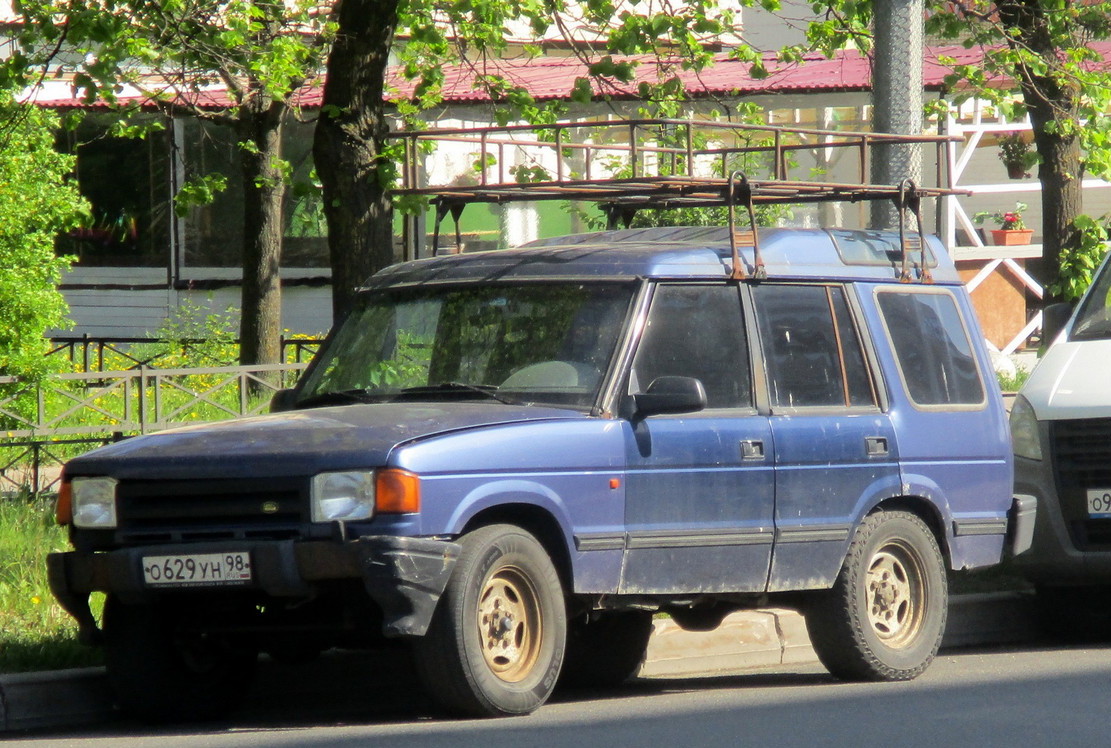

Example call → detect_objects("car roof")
366 226 960 287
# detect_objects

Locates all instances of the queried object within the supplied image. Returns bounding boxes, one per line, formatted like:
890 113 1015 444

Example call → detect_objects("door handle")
866 436 889 457
740 439 765 460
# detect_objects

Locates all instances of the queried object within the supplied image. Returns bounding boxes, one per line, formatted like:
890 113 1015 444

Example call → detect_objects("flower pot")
1005 162 1029 179
991 229 1034 246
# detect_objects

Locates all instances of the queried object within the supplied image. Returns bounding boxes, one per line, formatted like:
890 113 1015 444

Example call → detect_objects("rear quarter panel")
857 283 1014 569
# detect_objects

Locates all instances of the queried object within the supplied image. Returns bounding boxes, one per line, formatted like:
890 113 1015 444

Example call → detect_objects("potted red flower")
974 202 1034 245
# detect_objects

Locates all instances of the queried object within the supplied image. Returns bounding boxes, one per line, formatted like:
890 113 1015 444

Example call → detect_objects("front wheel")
413 524 567 716
804 510 947 682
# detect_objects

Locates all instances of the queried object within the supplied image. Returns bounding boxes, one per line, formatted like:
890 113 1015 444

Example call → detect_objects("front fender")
445 479 576 542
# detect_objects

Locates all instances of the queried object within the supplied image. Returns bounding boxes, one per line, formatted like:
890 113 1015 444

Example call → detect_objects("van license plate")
142 552 252 587
1087 490 1111 518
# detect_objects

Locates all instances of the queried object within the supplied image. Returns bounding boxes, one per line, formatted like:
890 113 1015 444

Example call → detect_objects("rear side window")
876 289 985 407
754 284 876 409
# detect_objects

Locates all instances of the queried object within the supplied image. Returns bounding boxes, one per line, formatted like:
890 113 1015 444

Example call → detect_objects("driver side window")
630 284 752 409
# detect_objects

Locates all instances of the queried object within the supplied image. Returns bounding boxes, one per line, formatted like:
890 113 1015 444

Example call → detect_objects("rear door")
752 283 902 591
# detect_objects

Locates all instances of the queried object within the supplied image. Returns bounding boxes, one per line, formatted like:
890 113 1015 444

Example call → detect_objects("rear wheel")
103 597 257 722
413 524 566 716
804 510 947 681
559 611 654 689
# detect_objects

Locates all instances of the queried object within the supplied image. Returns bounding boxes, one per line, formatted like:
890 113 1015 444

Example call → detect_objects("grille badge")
261 501 280 514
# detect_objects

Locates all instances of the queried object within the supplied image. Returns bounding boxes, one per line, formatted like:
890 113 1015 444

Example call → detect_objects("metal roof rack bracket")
727 172 766 281
895 179 934 284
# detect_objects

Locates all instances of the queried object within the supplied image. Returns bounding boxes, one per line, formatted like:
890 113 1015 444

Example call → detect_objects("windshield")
1071 251 1111 341
296 281 636 410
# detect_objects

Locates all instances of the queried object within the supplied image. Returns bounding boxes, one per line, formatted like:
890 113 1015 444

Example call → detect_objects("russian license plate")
1087 489 1111 518
142 552 252 587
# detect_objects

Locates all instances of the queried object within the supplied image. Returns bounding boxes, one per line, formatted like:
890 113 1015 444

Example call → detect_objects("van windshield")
296 282 635 410
1071 255 1111 341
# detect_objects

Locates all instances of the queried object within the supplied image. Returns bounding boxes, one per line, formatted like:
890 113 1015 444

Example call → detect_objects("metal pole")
871 0 924 229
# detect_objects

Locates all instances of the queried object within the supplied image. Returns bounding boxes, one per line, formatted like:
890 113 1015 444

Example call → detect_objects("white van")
1011 249 1111 626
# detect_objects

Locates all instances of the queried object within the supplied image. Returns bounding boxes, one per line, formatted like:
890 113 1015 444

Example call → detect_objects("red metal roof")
34 43 1111 110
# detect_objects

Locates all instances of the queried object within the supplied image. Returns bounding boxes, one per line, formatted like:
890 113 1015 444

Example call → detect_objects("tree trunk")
238 100 287 366
997 0 1084 304
1028 108 1083 304
314 0 401 323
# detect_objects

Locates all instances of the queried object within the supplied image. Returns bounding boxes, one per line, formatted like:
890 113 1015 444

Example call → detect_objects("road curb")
0 666 112 732
0 592 1037 733
640 591 1037 680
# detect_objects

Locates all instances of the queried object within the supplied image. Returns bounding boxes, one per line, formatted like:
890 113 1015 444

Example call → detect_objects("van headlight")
311 471 376 522
1009 395 1043 461
72 477 119 528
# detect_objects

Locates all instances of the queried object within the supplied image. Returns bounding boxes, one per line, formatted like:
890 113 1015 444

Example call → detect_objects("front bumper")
48 535 460 645
1011 449 1111 583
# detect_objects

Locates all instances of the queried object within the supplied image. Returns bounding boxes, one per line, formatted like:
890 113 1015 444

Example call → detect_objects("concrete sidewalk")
0 592 1037 733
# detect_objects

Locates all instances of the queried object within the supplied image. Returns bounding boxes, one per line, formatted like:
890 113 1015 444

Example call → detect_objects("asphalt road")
11 644 1111 748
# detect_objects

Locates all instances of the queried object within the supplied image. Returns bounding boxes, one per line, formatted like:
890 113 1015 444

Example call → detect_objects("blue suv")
49 225 1029 720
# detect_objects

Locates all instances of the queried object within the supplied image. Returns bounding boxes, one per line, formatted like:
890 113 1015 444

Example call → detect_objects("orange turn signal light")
376 469 421 514
56 480 73 526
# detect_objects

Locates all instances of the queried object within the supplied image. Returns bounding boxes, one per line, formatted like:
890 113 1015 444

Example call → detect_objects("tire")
804 510 947 682
559 611 654 689
413 524 567 717
103 597 258 722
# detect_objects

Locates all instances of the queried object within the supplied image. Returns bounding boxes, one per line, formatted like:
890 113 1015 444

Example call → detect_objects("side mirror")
270 388 298 412
630 376 708 419
1041 302 1074 349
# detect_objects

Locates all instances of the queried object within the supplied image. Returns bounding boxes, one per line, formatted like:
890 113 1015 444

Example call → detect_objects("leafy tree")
317 0 1111 308
0 93 87 380
12 0 336 365
314 0 743 319
794 0 1111 301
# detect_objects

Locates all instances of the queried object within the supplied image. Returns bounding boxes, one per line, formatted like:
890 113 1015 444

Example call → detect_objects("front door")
620 283 775 594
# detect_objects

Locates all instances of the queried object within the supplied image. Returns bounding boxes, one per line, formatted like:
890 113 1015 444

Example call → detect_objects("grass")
996 366 1032 393
0 494 103 673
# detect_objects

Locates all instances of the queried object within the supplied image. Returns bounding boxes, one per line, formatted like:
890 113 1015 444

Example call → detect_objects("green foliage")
1050 214 1111 301
130 298 241 368
392 0 740 131
0 495 103 673
996 366 1030 393
174 173 229 218
0 94 88 381
14 0 337 365
810 0 1111 298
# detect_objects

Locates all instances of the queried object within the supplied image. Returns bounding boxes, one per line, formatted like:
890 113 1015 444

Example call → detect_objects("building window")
180 117 328 269
56 113 171 268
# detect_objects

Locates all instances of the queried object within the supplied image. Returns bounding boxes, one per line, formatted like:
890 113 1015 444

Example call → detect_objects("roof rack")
388 118 965 282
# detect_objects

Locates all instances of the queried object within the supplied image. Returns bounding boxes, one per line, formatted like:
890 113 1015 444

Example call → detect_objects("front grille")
1051 417 1111 550
115 477 308 544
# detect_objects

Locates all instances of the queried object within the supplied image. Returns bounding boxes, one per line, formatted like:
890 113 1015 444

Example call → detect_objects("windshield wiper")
294 388 390 409
399 382 523 405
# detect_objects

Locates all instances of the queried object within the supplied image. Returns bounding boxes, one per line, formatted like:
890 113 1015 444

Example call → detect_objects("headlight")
1009 394 1043 461
71 477 119 529
311 471 375 522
